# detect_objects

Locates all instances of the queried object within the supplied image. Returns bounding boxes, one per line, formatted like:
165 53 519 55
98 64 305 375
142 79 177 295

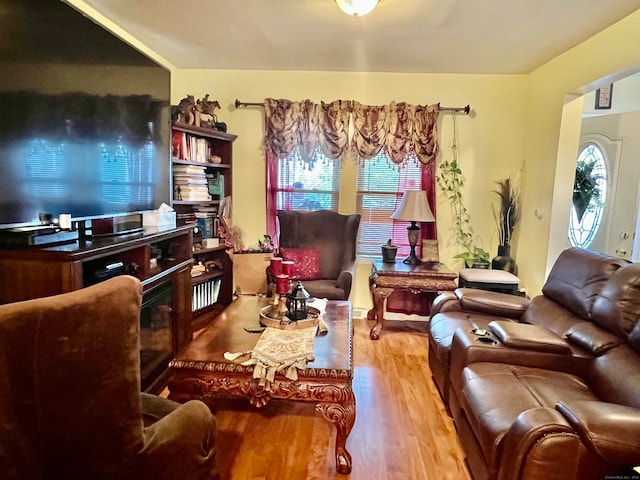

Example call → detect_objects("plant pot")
382 245 398 263
471 261 490 269
491 245 517 274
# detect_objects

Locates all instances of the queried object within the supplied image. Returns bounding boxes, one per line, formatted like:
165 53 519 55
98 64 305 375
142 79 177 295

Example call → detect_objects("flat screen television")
0 0 171 229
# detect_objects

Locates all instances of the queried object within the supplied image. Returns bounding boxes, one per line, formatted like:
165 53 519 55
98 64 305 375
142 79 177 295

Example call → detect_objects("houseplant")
573 159 603 223
453 246 490 268
491 175 521 272
436 123 488 268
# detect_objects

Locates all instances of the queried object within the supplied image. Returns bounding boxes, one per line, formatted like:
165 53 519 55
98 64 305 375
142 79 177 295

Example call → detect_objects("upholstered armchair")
275 210 361 300
0 275 218 480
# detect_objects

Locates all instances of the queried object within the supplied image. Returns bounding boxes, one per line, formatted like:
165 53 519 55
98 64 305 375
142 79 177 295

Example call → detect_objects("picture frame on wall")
595 84 614 110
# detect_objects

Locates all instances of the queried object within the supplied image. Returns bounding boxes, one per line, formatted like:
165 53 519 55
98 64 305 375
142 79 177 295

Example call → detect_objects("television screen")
0 0 171 228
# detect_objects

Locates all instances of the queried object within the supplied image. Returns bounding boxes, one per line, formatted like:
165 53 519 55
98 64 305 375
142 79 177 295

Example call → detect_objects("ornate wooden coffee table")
368 259 457 339
167 295 355 474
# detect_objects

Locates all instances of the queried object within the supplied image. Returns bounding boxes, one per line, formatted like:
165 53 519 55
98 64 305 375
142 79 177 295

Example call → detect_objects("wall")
520 9 640 295
171 72 527 310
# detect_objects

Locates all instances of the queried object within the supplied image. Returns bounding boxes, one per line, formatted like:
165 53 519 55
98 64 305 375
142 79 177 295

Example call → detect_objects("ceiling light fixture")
335 0 379 18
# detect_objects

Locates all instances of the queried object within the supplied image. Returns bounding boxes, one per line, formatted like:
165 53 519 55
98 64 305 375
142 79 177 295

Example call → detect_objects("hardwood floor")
170 317 472 480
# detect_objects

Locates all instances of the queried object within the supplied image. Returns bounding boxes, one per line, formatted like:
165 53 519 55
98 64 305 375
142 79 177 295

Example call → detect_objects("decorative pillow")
280 247 322 280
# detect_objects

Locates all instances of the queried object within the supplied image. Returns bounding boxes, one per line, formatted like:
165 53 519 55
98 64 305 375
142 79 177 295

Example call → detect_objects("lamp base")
402 245 422 265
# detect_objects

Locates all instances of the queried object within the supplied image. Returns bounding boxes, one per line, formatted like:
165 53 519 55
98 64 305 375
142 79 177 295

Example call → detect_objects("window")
569 143 607 248
274 147 340 212
356 152 425 257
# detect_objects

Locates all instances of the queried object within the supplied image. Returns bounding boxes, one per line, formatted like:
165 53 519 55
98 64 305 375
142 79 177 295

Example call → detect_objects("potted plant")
437 153 488 268
454 246 490 268
573 159 603 223
381 239 398 263
491 175 521 272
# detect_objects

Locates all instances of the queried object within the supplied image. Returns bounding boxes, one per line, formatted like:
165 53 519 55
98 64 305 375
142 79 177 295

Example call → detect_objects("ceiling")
77 0 639 74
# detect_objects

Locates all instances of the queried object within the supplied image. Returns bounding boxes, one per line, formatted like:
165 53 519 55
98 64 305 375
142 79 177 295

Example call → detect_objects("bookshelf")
171 121 237 328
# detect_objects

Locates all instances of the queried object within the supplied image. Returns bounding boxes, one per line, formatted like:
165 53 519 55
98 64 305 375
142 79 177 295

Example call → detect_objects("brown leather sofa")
428 248 640 480
0 276 219 480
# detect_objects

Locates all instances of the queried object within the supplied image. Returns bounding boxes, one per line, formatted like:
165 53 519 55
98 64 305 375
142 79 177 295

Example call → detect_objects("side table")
367 259 457 340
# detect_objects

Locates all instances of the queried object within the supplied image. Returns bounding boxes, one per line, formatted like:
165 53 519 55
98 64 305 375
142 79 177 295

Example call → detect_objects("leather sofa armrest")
556 400 640 467
498 407 576 480
140 400 219 479
488 320 572 354
456 288 530 318
430 291 462 315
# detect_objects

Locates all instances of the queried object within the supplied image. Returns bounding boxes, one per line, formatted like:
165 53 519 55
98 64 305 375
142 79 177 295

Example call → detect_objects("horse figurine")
198 95 221 128
175 95 196 125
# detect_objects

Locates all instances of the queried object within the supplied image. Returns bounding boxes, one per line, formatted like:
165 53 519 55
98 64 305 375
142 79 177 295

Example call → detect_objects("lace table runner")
224 325 317 388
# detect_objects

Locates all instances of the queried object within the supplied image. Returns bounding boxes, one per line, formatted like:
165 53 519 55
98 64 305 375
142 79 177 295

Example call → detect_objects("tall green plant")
437 158 473 252
436 114 487 267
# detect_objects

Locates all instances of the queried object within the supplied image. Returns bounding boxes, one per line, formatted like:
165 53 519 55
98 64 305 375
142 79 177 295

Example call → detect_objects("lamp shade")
390 190 435 222
335 0 379 17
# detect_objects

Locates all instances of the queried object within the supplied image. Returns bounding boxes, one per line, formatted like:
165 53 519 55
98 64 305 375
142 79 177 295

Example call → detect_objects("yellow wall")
171 72 527 309
519 9 640 294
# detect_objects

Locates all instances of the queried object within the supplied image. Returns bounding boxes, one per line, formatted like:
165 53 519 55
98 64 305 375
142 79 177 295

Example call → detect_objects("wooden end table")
367 259 457 340
167 295 355 474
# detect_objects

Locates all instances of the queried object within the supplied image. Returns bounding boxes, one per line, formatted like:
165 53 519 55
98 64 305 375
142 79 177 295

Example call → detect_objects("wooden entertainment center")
0 224 196 393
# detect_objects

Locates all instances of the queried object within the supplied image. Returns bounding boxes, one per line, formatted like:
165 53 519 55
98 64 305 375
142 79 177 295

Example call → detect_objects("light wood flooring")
166 318 472 480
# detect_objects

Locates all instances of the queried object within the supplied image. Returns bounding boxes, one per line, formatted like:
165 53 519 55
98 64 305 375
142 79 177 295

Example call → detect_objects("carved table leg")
369 286 393 340
316 396 356 474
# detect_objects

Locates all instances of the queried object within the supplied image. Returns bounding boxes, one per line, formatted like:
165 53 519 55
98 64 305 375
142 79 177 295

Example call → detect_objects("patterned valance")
263 98 440 165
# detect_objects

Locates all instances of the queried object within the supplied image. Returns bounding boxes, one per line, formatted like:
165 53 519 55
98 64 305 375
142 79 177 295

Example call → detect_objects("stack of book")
193 205 218 239
173 164 210 201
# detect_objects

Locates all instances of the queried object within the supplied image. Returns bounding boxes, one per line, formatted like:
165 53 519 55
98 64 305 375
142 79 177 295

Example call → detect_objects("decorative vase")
492 244 517 274
382 244 398 263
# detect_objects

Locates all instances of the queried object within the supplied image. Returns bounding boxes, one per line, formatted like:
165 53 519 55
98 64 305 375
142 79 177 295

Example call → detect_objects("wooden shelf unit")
171 122 236 329
0 225 195 393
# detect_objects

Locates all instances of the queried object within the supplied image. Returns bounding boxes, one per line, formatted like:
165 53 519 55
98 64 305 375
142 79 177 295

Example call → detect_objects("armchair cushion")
280 247 322 280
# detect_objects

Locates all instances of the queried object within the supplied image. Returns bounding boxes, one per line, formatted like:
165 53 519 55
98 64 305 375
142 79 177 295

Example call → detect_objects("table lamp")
390 190 435 265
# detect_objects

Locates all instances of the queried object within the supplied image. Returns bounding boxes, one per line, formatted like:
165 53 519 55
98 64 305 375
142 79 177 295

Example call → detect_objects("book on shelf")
206 171 225 200
172 131 212 163
174 187 211 201
173 164 207 174
174 173 208 183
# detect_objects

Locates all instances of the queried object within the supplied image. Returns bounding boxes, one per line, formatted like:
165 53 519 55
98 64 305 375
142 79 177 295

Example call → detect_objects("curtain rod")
234 99 470 115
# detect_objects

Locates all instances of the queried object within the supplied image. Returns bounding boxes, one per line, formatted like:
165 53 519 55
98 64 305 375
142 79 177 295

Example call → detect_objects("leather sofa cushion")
565 322 623 355
542 248 628 320
460 362 598 469
522 295 594 337
591 263 640 340
488 321 572 354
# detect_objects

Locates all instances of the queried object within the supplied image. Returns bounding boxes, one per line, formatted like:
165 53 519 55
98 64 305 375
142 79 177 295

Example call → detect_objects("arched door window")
569 143 607 248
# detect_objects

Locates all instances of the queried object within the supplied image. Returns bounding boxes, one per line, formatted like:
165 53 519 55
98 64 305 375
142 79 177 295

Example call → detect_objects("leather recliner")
428 248 640 480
